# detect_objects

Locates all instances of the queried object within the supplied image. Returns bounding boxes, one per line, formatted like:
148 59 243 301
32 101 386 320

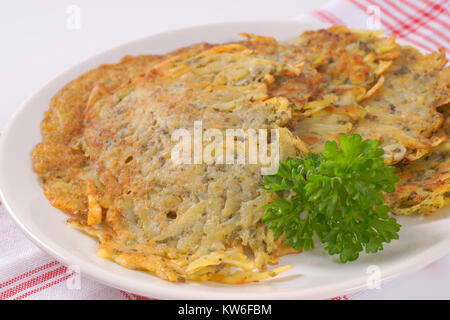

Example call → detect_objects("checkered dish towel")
1 0 449 300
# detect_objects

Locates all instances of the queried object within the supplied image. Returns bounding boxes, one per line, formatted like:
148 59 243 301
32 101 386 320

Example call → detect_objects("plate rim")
1 19 449 300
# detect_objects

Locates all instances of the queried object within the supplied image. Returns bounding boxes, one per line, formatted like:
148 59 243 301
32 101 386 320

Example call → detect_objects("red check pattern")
312 0 449 55
0 0 448 300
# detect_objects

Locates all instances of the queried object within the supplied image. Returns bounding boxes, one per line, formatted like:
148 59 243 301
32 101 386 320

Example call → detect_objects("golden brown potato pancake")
33 43 214 216
386 140 449 215
269 27 400 153
283 40 449 216
79 44 305 283
32 27 449 284
355 47 449 164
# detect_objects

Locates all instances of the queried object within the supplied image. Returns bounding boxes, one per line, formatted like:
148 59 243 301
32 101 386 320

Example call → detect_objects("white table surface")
0 0 448 300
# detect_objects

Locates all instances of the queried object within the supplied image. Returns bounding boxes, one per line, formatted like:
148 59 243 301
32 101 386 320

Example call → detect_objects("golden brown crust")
355 47 449 162
386 140 449 215
42 55 164 145
273 26 400 153
34 43 216 217
79 43 303 282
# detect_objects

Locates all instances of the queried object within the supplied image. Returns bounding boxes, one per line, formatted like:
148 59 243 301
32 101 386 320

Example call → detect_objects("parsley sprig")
262 134 401 263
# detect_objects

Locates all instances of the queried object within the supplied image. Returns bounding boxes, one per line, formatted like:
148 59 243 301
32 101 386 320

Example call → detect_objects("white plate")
0 20 449 300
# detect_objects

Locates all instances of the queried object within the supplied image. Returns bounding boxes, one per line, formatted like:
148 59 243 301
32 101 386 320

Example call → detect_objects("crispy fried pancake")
290 27 397 92
386 103 449 215
266 27 400 153
277 37 449 216
32 27 449 284
355 47 449 164
33 43 214 216
73 44 304 282
287 41 449 165
43 55 162 145
243 29 449 216
42 42 215 145
245 27 398 117
386 140 449 215
355 47 449 215
33 55 163 215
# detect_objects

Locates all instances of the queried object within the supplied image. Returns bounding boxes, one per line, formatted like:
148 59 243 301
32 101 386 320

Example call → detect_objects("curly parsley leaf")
262 134 401 263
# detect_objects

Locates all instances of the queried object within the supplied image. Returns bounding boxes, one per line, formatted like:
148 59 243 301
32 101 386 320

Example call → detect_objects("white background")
0 0 448 299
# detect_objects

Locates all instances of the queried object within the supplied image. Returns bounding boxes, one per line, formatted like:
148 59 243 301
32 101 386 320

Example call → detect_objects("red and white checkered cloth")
299 0 449 57
1 0 449 300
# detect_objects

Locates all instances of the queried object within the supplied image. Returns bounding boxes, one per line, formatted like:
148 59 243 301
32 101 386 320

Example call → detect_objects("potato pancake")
270 27 400 153
47 44 305 283
33 43 213 216
33 54 164 215
32 27 449 283
285 41 449 217
355 47 449 164
387 141 449 215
